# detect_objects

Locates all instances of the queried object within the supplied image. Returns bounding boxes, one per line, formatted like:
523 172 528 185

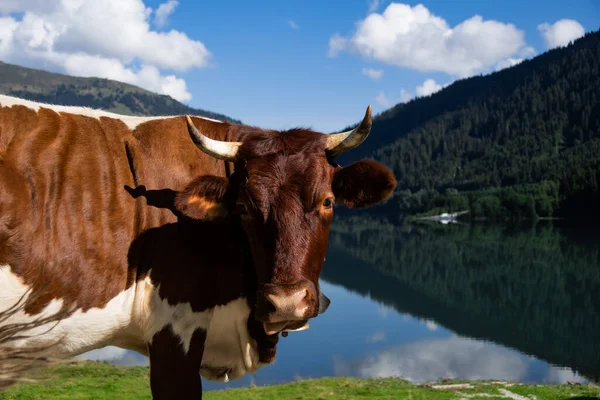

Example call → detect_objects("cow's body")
0 95 274 391
0 95 396 398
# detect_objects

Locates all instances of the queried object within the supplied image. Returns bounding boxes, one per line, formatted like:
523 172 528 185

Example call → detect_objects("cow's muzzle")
256 280 328 335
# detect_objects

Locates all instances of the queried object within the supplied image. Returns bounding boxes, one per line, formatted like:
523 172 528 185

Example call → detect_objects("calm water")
81 220 600 389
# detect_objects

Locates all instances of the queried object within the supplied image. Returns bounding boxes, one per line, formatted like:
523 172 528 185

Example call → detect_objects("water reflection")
325 219 600 382
77 346 147 367
334 336 530 382
80 220 598 388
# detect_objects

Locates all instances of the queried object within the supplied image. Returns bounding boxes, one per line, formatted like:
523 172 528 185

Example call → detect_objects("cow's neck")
128 118 278 377
126 117 255 305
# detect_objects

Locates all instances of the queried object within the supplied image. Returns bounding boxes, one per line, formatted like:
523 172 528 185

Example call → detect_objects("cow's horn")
325 106 372 156
186 116 241 161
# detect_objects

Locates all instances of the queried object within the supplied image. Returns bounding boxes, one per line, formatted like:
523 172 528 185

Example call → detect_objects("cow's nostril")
263 298 277 314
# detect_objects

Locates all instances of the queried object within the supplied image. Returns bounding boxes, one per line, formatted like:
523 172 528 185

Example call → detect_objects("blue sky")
0 1 598 131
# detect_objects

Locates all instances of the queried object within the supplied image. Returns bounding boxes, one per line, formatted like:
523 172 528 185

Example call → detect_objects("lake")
81 219 600 390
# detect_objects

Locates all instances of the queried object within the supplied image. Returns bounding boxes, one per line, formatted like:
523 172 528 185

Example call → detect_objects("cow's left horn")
186 116 242 161
325 105 372 156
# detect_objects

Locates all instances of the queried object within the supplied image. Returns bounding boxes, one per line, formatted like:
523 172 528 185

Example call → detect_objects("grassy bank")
1 362 598 399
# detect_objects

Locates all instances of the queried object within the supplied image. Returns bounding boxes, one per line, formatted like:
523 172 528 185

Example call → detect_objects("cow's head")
175 107 396 335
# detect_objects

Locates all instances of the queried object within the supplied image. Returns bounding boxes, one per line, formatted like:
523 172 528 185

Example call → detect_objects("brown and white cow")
0 95 396 398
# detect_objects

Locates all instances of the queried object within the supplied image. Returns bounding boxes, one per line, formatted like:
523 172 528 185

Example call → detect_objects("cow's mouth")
200 365 232 382
263 320 310 336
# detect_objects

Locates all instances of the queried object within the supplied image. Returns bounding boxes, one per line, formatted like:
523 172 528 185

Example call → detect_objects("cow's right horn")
186 116 241 161
325 106 372 156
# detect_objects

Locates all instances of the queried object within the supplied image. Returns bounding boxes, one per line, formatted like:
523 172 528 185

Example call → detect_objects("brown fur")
333 159 397 208
175 176 233 220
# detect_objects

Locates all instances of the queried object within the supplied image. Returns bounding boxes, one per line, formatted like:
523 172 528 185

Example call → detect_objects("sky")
0 0 598 132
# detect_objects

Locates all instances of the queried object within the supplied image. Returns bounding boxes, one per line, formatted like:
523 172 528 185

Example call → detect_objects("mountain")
0 61 240 124
339 30 600 221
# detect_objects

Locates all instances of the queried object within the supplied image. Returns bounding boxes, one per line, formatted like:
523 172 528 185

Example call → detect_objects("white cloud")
288 20 299 30
376 87 416 108
328 33 347 57
375 91 393 107
362 67 383 80
376 78 447 109
0 17 18 55
544 367 588 384
154 0 178 28
368 0 381 14
0 0 210 102
377 305 394 319
0 0 58 14
424 320 438 331
329 3 531 78
79 346 127 361
538 19 585 49
400 89 413 103
60 55 192 101
495 57 524 71
376 78 449 109
79 347 149 367
334 336 529 383
366 331 386 343
416 79 443 97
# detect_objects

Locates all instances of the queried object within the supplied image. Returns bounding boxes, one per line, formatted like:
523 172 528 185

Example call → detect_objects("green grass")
1 362 599 399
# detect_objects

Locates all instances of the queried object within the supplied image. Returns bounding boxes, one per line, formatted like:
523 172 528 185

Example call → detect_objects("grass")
1 362 599 399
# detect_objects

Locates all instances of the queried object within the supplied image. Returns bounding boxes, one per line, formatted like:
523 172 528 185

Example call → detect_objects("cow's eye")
236 203 249 215
322 197 334 209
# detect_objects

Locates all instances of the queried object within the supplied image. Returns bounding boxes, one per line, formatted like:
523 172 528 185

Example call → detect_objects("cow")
0 94 396 398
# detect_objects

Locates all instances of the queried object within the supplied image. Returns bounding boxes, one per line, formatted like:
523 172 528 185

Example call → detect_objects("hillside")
0 61 240 123
339 30 600 221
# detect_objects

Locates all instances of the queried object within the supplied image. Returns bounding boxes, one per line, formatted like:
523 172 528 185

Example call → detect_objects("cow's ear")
332 159 397 208
175 175 232 220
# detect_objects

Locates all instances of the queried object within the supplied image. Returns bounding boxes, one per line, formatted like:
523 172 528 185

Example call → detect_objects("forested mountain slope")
339 30 600 220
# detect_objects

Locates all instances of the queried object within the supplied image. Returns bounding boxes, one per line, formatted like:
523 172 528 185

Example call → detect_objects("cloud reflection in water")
79 346 148 367
334 335 529 382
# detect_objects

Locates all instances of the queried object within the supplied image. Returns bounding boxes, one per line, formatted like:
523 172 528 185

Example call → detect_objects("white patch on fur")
140 275 212 354
200 297 265 382
138 274 265 382
0 264 144 357
1 265 266 382
0 95 222 130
